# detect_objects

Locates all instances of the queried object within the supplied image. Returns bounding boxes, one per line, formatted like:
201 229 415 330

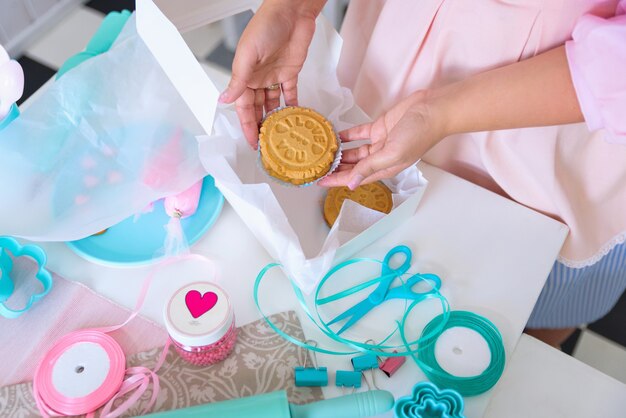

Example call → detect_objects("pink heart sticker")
185 290 218 318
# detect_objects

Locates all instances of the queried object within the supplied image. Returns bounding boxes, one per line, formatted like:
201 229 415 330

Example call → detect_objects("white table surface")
34 160 610 418
485 334 626 418
22 66 626 417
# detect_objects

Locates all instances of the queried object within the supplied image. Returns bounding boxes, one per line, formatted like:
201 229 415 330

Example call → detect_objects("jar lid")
164 282 233 347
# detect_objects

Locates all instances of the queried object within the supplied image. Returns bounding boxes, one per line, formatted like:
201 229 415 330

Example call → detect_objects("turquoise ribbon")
253 248 506 397
254 257 450 357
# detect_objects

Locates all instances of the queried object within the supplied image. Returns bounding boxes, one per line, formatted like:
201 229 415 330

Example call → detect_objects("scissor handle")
407 273 441 291
381 246 412 276
386 273 442 301
369 246 413 304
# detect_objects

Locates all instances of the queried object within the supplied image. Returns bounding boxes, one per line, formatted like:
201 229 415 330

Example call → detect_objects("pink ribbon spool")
33 330 126 417
33 328 170 418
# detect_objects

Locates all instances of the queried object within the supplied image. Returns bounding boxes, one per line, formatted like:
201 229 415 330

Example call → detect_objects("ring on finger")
266 83 281 90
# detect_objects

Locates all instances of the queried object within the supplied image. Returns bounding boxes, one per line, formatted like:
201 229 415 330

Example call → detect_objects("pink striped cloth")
0 258 167 386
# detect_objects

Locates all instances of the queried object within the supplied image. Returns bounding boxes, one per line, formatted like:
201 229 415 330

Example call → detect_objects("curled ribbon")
254 255 451 357
254 247 506 397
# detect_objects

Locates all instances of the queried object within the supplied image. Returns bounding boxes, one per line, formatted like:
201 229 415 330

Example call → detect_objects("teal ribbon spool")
411 311 506 396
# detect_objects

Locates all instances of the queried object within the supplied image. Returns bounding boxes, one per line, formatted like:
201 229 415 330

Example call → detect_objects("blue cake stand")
66 175 223 266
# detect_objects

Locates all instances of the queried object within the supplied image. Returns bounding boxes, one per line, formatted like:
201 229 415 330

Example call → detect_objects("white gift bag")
137 0 428 293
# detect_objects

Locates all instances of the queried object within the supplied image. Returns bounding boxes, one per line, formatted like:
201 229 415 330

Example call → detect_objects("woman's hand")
318 91 445 189
219 0 325 149
319 44 584 189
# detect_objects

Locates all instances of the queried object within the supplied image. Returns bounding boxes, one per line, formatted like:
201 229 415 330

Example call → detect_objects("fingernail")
218 91 229 103
348 174 364 190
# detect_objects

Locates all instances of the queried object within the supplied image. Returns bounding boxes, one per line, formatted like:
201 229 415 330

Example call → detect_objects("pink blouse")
339 0 626 267
566 0 626 143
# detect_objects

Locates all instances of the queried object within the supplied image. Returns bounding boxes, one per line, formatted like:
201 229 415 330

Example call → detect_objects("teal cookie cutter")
0 236 53 318
394 382 465 418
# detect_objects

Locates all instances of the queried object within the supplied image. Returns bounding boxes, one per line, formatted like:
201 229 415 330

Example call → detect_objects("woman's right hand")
318 91 446 189
219 0 325 149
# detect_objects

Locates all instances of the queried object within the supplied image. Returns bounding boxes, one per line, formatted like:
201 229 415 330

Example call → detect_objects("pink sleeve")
565 0 626 143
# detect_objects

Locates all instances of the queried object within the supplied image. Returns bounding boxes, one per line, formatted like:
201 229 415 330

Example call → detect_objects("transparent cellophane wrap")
0 16 206 242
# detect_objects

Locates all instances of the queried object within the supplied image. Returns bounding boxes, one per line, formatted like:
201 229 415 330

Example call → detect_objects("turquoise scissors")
325 245 442 335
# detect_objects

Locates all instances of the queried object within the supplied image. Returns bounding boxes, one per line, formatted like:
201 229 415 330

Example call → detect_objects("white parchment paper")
199 16 427 293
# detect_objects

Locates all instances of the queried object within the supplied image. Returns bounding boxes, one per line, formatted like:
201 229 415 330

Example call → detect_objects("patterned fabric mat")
0 311 323 417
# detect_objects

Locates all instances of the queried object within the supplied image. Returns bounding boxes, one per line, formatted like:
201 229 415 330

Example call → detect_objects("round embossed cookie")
323 182 393 227
259 107 338 186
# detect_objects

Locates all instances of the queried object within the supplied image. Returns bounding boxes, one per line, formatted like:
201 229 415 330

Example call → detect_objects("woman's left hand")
318 91 445 189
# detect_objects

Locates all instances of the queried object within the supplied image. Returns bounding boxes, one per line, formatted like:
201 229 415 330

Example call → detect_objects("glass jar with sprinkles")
164 282 237 366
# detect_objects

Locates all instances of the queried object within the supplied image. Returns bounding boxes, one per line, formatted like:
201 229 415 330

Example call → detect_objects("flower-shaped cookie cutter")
395 381 465 418
0 236 52 318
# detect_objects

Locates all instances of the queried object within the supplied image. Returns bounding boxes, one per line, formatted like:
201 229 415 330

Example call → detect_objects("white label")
434 327 491 377
51 342 111 398
168 282 229 336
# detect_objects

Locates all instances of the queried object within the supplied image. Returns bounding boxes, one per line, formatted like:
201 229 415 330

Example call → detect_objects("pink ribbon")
32 254 216 417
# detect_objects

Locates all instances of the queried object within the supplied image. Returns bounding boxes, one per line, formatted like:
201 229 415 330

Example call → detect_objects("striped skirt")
527 241 626 329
